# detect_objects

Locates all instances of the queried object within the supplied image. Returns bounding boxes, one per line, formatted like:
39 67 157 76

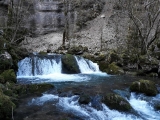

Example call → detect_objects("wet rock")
78 94 90 104
103 93 132 111
0 92 16 120
62 54 80 74
0 69 17 83
138 55 159 75
113 89 130 99
130 79 158 96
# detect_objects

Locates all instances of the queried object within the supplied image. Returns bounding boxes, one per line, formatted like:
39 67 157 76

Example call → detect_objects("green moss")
109 52 120 63
130 79 158 96
106 62 124 75
62 54 80 74
0 93 16 120
98 61 109 72
95 53 106 61
103 93 132 111
39 51 48 55
0 69 17 83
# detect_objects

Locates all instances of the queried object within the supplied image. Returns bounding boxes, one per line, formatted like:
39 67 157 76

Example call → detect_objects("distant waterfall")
75 56 100 73
17 54 62 76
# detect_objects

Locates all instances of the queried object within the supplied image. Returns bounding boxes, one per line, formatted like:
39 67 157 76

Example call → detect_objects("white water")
129 93 160 120
17 55 107 83
75 56 100 73
17 56 62 76
29 93 160 120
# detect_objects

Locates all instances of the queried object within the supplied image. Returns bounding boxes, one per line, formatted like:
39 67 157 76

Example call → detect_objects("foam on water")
129 93 160 120
28 94 148 120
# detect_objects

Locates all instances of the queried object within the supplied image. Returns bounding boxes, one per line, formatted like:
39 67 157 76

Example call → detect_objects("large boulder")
130 79 158 96
62 54 80 74
103 93 132 111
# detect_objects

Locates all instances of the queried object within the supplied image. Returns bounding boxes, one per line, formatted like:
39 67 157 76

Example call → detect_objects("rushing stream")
16 54 160 120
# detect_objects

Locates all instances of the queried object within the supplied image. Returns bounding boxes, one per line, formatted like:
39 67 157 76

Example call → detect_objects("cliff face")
0 0 104 35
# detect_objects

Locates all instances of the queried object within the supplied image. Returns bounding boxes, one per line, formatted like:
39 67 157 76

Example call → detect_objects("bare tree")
62 0 69 47
3 0 31 44
118 0 160 54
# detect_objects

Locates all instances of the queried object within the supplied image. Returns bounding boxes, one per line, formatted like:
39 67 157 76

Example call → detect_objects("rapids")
16 54 160 120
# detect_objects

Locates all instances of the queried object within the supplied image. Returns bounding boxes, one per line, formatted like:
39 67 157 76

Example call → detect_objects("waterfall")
17 54 101 77
75 56 100 73
17 54 106 83
17 54 62 76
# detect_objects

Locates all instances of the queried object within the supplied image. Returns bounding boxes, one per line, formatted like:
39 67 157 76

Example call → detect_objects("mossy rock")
106 62 124 75
0 69 17 83
0 93 16 120
62 54 80 74
78 94 91 104
98 61 109 72
103 93 132 111
28 83 54 94
94 53 106 61
109 52 120 63
130 79 158 96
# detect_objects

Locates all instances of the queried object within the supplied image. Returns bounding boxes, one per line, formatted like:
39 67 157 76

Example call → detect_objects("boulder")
62 54 80 74
78 94 90 104
130 79 158 96
103 93 132 111
0 69 17 83
138 55 159 75
106 62 124 75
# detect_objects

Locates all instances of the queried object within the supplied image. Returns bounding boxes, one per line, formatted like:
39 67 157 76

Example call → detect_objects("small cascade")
75 56 100 73
17 54 106 83
17 54 62 76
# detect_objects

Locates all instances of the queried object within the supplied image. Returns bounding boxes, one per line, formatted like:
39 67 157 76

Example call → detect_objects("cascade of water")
17 55 62 76
75 56 100 73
